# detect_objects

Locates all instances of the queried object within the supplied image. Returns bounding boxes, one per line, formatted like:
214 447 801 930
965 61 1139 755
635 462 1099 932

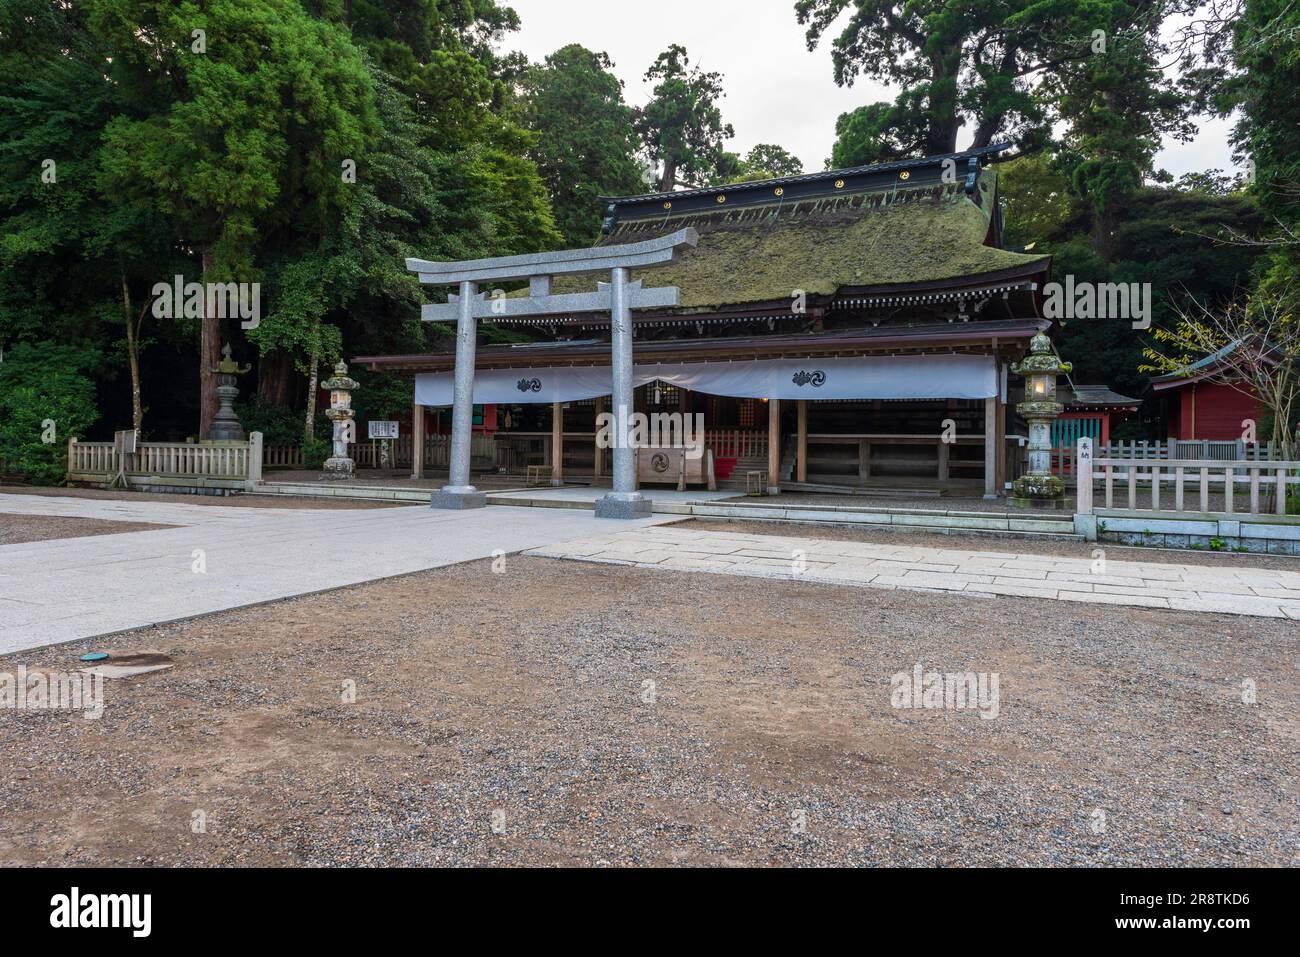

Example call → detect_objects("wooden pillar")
767 398 781 495
796 400 808 483
984 395 998 499
593 396 605 480
551 401 564 486
411 403 425 480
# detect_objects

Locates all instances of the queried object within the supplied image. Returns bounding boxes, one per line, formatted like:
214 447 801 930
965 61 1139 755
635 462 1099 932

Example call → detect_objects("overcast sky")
503 0 1239 180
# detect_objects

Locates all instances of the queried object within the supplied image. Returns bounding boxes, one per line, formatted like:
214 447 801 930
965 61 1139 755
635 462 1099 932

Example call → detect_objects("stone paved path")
529 525 1300 620
0 492 674 654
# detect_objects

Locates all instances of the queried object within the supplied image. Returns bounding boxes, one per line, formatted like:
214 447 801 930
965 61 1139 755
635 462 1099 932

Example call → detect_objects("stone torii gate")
406 227 699 518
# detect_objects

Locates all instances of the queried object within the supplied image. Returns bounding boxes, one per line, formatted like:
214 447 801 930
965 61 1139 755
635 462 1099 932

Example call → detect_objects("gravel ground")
1 553 1295 867
686 519 1300 573
0 485 401 510
0 513 174 545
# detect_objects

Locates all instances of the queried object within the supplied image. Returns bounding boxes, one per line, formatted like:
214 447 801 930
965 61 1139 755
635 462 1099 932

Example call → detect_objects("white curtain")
634 355 997 401
416 366 614 406
415 354 997 406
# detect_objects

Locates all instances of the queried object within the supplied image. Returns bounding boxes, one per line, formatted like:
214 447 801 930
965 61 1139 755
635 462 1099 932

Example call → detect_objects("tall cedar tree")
636 45 735 193
515 44 645 247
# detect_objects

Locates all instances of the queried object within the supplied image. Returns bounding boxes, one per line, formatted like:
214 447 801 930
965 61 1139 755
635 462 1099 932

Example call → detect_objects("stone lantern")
321 360 359 480
208 344 251 441
1011 333 1072 506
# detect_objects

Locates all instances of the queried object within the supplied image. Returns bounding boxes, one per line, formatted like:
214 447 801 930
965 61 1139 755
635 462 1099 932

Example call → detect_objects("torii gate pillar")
594 266 648 518
428 279 486 509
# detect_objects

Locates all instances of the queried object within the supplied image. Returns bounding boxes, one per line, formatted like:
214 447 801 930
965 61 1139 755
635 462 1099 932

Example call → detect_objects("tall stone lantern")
321 360 359 480
209 344 251 441
1011 333 1072 506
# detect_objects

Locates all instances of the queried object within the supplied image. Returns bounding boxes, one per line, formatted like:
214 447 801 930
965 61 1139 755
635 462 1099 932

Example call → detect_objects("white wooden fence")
67 433 264 491
1076 438 1298 517
1055 439 1277 477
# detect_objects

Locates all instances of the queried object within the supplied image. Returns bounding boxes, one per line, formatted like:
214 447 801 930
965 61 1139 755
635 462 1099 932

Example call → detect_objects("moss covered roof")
556 169 1048 312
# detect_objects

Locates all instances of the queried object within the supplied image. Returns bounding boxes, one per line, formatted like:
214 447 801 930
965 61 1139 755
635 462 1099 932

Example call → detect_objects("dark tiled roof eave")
1062 385 1143 408
355 318 1049 373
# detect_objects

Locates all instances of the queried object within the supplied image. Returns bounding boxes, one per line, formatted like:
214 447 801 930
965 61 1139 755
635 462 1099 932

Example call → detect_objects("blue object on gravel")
79 652 109 662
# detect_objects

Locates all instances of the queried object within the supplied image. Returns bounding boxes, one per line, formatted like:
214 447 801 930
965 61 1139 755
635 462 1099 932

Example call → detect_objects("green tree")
636 45 735 192
1220 0 1300 300
829 93 942 166
0 0 179 435
90 0 378 438
801 1 1167 163
997 153 1085 249
515 44 645 246
1048 14 1193 261
1057 185 1263 396
714 143 806 184
739 143 805 178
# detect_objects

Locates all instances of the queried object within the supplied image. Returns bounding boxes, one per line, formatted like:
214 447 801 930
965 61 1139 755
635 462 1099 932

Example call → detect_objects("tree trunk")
1091 205 1117 263
257 351 294 407
303 342 321 443
199 244 220 439
120 273 144 434
660 158 678 194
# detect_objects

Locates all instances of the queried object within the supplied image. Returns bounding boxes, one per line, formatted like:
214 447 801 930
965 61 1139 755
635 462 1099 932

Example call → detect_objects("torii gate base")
429 488 487 509
594 492 653 520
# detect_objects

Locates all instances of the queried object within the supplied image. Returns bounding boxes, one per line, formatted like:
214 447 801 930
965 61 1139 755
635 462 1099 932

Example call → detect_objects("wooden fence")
67 433 263 491
1076 439 1298 517
263 444 304 469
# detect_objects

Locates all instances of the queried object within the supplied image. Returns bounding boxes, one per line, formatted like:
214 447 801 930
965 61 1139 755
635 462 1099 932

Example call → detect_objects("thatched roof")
557 167 1049 312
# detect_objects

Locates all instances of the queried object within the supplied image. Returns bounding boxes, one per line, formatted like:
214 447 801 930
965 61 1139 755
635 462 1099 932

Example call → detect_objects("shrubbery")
302 436 332 469
235 394 308 447
0 344 100 485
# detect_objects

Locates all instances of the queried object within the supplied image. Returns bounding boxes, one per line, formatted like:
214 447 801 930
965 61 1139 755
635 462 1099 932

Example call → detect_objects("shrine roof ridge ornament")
406 227 699 286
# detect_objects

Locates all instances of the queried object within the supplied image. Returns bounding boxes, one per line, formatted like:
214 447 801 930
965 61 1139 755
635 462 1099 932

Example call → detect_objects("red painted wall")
1165 382 1262 440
